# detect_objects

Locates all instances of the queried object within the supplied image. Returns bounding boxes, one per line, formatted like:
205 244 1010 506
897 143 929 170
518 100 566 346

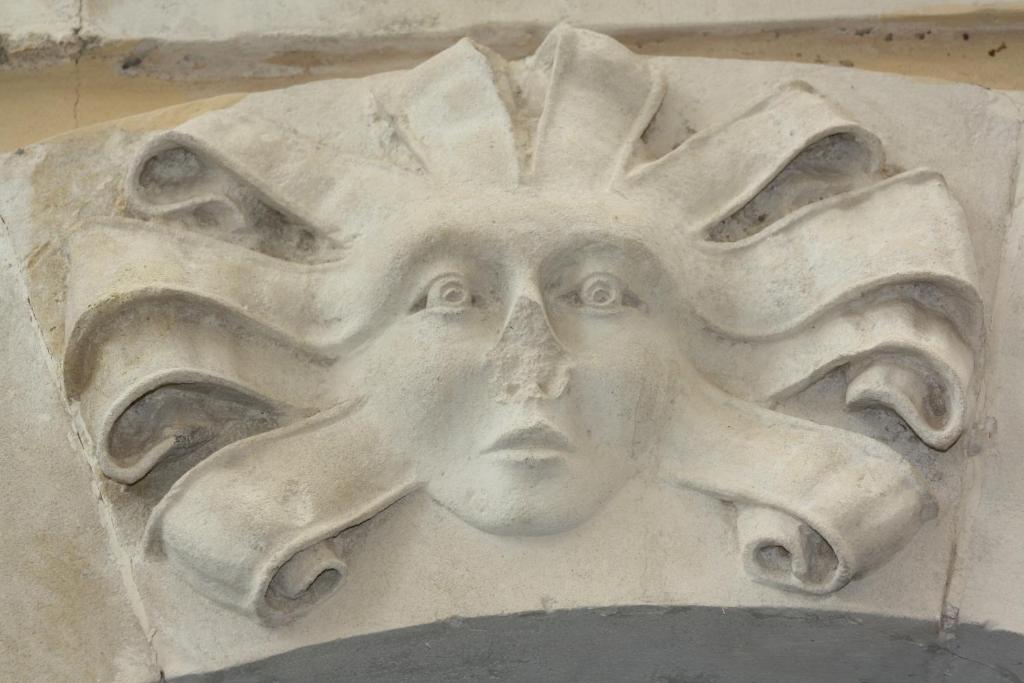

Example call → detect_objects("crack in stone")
71 0 84 128
933 641 1024 683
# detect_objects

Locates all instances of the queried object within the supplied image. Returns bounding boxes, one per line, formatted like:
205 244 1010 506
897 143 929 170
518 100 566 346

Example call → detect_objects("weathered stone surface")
4 22 1024 681
74 0 1024 43
953 97 1024 637
13 0 1021 66
0 171 158 680
0 0 77 50
9 0 1024 154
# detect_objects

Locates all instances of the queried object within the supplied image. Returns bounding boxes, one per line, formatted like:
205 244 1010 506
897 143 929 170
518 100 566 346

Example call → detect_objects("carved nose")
485 294 571 403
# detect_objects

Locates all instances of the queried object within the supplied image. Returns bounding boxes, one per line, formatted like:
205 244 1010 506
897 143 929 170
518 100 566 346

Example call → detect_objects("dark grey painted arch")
176 606 1024 683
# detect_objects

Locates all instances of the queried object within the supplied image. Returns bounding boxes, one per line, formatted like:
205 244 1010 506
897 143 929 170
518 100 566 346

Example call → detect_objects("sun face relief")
59 26 983 624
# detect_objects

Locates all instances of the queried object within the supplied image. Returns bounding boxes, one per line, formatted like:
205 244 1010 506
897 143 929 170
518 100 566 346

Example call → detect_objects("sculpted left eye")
566 273 638 310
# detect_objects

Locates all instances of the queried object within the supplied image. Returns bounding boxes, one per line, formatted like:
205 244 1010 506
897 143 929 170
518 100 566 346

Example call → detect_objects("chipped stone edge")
0 151 163 682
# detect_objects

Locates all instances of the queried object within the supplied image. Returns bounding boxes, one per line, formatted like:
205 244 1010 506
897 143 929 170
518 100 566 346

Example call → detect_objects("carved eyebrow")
386 226 668 290
547 231 657 260
539 231 670 292
385 228 505 283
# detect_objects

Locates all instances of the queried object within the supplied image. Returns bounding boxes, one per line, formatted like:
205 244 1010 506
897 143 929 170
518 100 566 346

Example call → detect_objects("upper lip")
484 421 573 453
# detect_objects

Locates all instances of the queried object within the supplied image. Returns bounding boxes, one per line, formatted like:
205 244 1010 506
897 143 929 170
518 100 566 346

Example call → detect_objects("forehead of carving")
352 192 671 268
387 223 670 284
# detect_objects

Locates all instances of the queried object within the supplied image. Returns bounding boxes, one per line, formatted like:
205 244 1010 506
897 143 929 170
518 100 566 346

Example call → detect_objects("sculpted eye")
561 272 642 312
580 274 622 308
563 272 643 311
412 273 475 312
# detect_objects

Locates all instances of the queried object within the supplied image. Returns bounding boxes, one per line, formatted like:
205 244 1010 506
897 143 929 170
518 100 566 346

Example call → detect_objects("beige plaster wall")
6 5 1024 152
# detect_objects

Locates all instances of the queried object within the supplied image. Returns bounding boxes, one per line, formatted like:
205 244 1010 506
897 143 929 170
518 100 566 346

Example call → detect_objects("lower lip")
485 448 568 467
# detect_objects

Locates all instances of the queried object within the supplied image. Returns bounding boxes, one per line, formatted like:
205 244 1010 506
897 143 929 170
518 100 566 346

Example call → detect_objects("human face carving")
344 199 685 536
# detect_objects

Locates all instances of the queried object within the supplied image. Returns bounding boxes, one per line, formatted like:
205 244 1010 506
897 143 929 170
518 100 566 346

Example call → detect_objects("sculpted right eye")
410 273 475 313
578 273 623 308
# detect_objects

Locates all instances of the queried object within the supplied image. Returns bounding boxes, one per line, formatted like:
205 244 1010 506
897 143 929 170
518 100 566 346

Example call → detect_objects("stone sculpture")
59 26 981 625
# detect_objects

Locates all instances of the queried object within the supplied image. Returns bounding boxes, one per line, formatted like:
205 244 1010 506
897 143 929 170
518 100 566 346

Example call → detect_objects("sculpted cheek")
352 322 492 464
569 334 681 457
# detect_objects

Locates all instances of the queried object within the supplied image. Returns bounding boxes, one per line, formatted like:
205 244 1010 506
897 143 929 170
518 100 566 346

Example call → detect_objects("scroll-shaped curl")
674 168 980 451
686 298 975 450
681 171 980 340
527 24 665 187
126 132 352 264
63 221 336 483
660 376 934 594
624 83 981 452
63 221 338 390
621 81 884 234
143 400 419 624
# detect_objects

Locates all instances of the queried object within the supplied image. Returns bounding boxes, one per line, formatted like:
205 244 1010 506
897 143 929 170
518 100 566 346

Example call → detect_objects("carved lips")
483 420 574 465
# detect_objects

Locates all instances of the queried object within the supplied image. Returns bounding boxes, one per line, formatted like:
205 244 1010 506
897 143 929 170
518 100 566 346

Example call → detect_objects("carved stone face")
344 197 683 535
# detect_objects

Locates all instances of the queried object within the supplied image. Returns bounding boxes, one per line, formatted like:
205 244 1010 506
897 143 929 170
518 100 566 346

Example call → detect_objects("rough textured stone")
0 174 158 681
954 94 1024 636
74 0 1024 42
0 0 76 45
9 1 1024 153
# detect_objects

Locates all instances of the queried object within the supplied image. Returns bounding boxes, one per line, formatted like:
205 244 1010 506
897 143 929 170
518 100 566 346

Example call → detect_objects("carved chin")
442 498 603 537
